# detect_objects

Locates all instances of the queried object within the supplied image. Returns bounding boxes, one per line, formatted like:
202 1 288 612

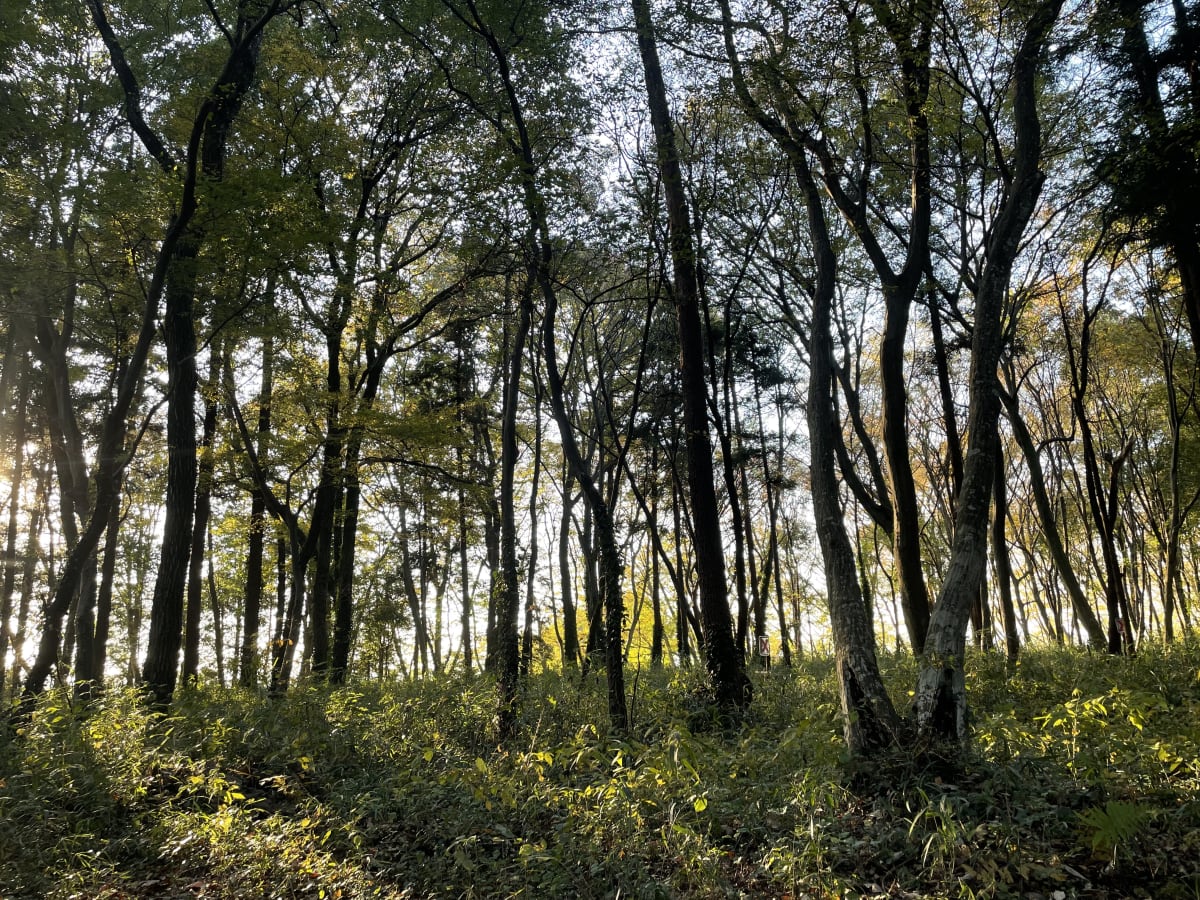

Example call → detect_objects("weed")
1 645 1199 897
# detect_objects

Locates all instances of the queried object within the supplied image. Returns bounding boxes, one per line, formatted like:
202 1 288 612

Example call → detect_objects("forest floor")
2 643 1199 899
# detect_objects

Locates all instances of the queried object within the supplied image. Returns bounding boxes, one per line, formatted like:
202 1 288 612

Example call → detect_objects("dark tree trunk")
141 1 272 708
183 338 222 684
72 477 123 701
93 495 120 691
483 490 500 674
759 391 792 666
521 378 543 679
558 473 581 668
140 229 202 708
1063 283 1136 655
270 545 307 695
458 485 473 674
791 153 901 755
880 301 932 654
581 506 604 663
999 380 1106 646
496 273 533 733
10 473 45 693
991 436 1021 662
635 0 749 712
539 305 628 727
240 335 273 688
331 432 363 683
784 137 902 753
649 444 665 667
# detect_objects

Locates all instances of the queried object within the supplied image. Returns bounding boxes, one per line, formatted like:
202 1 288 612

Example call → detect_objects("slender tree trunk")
759 390 792 666
707 297 751 660
331 432 362 683
914 0 1064 741
456 2 630 729
521 377 543 679
73 475 123 701
496 272 533 733
183 338 222 684
1 350 31 699
718 0 902 744
270 543 307 695
92 469 122 692
141 0 273 708
483 491 500 674
733 400 766 666
880 300 932 654
991 436 1020 662
458 491 473 674
240 334 273 688
999 381 1107 647
1066 304 1135 655
558 472 581 668
308 322 348 679
635 0 748 711
10 475 46 693
672 469 691 664
207 526 225 687
794 158 901 754
649 444 665 668
140 227 201 705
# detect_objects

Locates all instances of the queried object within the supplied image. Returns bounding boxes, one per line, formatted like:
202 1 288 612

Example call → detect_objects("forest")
2 0 1200 897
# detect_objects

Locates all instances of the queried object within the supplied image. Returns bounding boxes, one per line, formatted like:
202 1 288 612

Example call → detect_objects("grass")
2 643 1200 898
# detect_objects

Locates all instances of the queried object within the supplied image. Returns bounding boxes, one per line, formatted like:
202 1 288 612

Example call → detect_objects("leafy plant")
1078 800 1153 865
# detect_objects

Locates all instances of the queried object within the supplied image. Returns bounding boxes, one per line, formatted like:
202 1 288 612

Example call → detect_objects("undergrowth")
2 643 1199 898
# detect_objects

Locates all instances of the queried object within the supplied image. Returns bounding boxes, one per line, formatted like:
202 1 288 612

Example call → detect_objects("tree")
912 0 1066 740
77 0 294 707
719 0 1065 749
633 0 750 714
1094 0 1200 353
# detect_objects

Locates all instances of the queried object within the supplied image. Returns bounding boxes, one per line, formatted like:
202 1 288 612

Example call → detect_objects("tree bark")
496 272 533 733
634 0 749 712
914 0 1064 741
183 338 222 684
718 0 898 748
991 436 1021 662
140 0 276 708
240 334 273 688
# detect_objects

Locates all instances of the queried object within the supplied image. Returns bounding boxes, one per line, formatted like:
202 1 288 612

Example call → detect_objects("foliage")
3 643 1200 898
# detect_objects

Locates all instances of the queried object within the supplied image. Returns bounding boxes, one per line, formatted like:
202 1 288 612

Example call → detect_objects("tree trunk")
999 380 1107 647
991 436 1021 662
521 377 543 679
558 472 581 668
10 477 45 693
0 349 31 699
635 0 749 712
240 335 273 688
496 272 533 734
914 0 1064 741
331 429 363 683
718 0 901 746
183 338 222 684
141 0 272 708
